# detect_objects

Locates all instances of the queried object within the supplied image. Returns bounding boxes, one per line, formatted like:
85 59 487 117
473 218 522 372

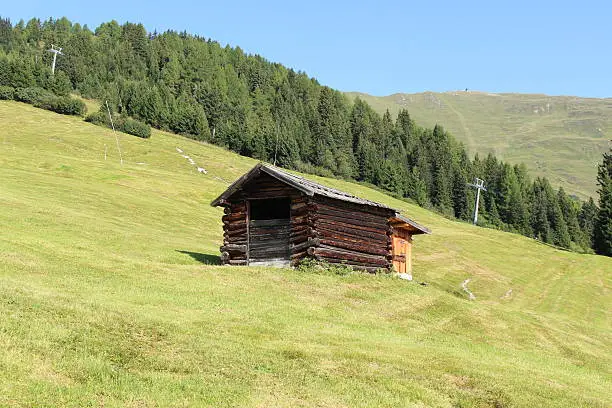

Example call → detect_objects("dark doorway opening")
249 197 290 220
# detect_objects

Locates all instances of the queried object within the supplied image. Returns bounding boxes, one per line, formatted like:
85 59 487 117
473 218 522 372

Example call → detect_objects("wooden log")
250 223 291 230
220 244 247 253
313 195 391 213
249 229 291 238
290 226 311 236
316 226 389 245
290 231 317 241
249 250 290 258
290 250 309 260
229 259 247 265
315 224 389 243
222 212 246 222
308 245 388 266
314 218 387 235
314 218 388 235
290 202 309 212
291 237 320 253
223 236 247 244
292 195 308 203
229 202 246 211
315 212 385 230
243 191 294 199
290 214 310 225
249 241 290 251
250 230 291 238
290 235 308 245
250 236 290 245
314 204 389 224
290 208 310 218
249 218 290 227
221 251 230 262
224 228 247 238
250 241 290 250
250 234 290 242
290 224 310 234
313 196 392 218
289 230 321 241
319 238 388 256
226 221 247 231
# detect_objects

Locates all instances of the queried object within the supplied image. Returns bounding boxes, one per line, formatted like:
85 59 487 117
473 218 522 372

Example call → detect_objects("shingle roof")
210 163 430 234
211 163 392 209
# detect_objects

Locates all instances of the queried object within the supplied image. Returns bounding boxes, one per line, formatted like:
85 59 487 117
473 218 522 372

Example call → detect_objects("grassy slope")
0 101 610 407
344 91 612 199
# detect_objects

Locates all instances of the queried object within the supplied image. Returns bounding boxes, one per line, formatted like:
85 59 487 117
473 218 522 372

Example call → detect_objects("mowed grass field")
0 100 610 407
345 91 612 199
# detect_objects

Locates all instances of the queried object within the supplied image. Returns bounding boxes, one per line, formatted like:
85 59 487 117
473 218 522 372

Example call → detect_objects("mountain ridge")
345 90 612 199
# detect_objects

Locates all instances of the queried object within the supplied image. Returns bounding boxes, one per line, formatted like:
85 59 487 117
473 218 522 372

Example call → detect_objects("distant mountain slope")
345 91 612 199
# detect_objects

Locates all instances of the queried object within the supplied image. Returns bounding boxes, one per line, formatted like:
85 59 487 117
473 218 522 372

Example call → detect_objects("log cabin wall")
220 200 248 265
290 195 316 265
305 196 394 272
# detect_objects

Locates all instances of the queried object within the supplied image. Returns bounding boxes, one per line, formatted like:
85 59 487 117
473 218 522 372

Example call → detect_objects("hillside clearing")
0 101 610 407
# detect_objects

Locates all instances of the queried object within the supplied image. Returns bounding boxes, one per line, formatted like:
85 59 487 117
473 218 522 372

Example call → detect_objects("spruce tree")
452 152 470 220
579 197 598 248
488 197 503 227
557 187 586 250
593 148 612 256
531 179 552 243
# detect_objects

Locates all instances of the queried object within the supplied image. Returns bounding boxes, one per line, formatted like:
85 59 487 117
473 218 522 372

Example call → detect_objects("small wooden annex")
211 163 430 273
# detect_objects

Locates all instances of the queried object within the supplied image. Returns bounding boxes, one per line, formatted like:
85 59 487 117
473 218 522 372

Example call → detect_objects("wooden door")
392 229 410 273
248 218 291 266
247 198 291 266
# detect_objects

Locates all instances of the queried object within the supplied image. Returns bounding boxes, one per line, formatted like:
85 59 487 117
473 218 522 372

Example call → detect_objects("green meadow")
0 101 610 407
345 91 612 199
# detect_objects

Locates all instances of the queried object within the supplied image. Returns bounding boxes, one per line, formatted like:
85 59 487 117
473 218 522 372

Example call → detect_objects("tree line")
0 16 610 255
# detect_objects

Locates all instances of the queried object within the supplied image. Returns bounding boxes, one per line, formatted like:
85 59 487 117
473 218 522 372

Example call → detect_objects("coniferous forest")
0 17 609 255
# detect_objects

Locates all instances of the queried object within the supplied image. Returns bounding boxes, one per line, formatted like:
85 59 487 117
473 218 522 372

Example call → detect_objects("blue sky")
4 1 610 97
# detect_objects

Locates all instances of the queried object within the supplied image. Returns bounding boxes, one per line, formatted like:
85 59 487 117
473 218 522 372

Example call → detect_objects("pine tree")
429 125 453 215
487 197 503 227
557 187 586 250
544 181 571 248
0 17 13 51
531 179 552 243
579 197 598 248
452 151 470 220
593 148 612 256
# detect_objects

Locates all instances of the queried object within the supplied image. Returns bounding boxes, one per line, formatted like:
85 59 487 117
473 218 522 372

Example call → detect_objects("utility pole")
467 177 487 225
47 44 64 75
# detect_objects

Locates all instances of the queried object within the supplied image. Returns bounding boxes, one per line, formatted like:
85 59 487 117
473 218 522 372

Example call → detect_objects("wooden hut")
211 163 430 272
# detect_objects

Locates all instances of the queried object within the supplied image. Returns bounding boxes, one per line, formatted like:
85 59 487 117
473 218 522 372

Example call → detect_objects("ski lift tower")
47 44 64 75
467 177 487 225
